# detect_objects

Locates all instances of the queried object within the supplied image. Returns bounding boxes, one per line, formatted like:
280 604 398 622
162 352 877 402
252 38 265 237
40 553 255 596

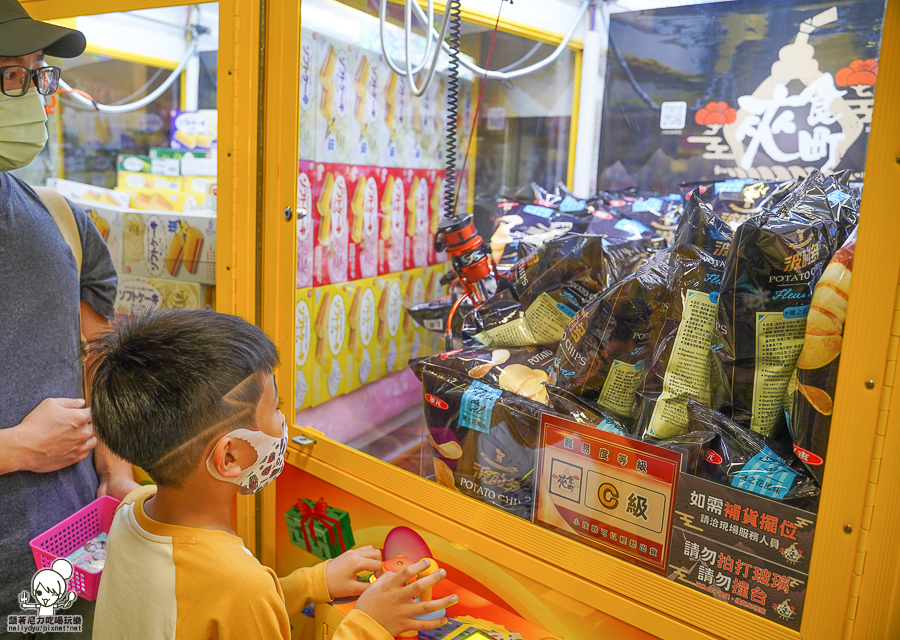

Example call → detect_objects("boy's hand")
355 559 457 637
325 546 383 598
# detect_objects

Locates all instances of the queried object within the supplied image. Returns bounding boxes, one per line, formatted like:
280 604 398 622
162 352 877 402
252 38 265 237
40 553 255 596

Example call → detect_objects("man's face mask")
0 91 48 173
206 411 289 495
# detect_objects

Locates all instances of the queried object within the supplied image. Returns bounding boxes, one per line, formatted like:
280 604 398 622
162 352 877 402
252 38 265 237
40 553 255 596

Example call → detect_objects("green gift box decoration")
284 498 355 559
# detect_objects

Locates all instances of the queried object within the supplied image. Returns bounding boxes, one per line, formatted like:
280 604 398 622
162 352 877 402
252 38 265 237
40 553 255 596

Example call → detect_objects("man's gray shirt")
0 172 117 627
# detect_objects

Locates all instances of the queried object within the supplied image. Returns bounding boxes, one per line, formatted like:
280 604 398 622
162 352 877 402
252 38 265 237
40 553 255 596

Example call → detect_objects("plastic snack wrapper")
711 171 839 437
549 249 671 419
688 400 820 509
694 178 797 230
786 229 856 484
464 234 654 348
420 366 629 520
636 192 734 439
602 195 684 246
490 201 593 271
410 345 557 405
406 295 474 339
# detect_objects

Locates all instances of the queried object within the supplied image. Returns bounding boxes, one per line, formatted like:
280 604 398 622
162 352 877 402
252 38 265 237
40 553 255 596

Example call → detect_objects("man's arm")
81 300 140 500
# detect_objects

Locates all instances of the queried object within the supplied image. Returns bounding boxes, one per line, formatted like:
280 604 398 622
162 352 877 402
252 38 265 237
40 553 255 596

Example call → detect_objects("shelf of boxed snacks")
47 143 217 316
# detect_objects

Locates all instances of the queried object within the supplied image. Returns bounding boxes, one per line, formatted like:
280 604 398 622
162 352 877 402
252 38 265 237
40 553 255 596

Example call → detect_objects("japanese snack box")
73 199 124 274
410 76 443 170
403 266 430 362
425 169 446 265
347 165 380 281
313 163 357 286
351 46 389 167
312 282 355 404
384 61 412 168
295 287 318 412
298 29 318 161
316 36 352 164
115 276 213 315
297 161 316 288
375 272 408 376
347 275 381 389
121 210 216 285
46 178 130 208
116 172 181 193
120 188 206 213
375 167 406 275
402 169 431 270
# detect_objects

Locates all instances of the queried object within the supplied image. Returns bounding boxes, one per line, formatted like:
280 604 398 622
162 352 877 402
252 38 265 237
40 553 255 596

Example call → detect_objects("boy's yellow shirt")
93 486 392 640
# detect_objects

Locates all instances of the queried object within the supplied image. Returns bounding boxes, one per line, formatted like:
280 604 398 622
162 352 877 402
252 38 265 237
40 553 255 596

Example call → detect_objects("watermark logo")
7 559 82 634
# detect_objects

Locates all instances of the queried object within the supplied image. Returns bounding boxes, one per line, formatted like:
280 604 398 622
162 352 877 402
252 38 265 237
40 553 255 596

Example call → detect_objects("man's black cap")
0 0 86 59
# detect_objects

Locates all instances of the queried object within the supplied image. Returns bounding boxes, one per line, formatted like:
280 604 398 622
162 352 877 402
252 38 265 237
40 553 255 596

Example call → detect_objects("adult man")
0 0 139 635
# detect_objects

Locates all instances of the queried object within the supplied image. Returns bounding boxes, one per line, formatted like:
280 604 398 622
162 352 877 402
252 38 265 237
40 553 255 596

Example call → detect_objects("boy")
89 309 456 639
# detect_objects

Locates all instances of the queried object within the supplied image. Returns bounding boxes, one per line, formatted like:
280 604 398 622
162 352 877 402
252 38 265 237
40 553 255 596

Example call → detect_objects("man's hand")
324 546 383 599
355 559 457 637
94 442 140 500
1 398 96 474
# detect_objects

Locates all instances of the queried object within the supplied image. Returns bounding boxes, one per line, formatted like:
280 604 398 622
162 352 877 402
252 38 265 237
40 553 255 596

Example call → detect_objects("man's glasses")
0 66 61 98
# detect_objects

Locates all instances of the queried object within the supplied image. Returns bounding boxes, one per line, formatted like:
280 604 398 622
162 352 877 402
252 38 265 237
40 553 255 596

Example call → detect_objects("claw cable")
442 0 463 221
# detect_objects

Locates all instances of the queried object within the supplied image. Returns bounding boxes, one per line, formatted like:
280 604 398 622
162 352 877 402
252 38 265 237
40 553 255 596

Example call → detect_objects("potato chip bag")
786 228 856 484
550 249 670 418
711 171 839 437
636 192 733 439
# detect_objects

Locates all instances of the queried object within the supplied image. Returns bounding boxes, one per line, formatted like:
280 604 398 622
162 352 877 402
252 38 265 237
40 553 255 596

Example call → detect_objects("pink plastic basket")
29 495 120 601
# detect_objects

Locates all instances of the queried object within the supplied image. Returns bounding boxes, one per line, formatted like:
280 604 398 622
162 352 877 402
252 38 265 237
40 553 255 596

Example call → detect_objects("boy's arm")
333 611 395 640
279 562 333 617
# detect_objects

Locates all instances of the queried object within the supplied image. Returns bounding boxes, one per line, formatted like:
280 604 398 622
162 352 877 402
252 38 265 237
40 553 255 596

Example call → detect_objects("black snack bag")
637 192 734 439
421 367 627 520
688 401 820 508
649 430 715 474
605 196 684 246
786 230 856 484
407 296 473 338
711 171 838 437
464 235 653 347
550 250 670 418
707 178 797 230
490 202 593 273
410 345 557 405
821 174 860 247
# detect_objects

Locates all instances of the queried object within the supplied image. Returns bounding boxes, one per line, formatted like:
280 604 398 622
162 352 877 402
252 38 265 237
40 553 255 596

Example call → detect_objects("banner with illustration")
597 0 886 192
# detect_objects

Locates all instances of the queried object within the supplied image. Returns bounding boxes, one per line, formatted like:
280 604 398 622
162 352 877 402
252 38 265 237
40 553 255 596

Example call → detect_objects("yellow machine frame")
23 0 900 638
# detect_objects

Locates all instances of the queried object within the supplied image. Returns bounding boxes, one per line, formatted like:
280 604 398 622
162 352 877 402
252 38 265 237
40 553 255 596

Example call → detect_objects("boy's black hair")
87 309 280 487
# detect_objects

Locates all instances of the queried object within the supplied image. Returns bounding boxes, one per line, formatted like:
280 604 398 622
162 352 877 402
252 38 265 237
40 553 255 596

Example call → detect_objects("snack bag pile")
410 170 861 518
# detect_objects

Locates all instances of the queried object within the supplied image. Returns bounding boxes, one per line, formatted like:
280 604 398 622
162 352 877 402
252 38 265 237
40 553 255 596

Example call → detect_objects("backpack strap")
34 186 82 278
33 186 85 347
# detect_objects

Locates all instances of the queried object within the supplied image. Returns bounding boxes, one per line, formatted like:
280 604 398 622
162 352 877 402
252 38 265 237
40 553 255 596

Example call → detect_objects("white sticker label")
660 101 687 130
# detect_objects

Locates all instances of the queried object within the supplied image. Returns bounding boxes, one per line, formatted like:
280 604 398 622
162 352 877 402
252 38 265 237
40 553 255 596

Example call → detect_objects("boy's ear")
211 437 243 479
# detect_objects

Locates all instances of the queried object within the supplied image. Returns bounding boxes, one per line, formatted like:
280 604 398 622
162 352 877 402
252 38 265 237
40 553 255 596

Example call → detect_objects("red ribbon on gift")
296 498 346 555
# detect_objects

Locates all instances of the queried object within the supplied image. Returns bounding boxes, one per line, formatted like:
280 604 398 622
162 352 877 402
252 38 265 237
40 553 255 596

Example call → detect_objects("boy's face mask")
0 92 49 173
206 411 289 495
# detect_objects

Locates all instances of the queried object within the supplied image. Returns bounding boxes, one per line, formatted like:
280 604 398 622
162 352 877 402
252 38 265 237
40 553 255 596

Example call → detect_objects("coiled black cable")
442 0 462 221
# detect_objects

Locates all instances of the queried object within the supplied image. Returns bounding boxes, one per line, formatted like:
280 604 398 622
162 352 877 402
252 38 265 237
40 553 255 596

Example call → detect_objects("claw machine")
262 0 900 638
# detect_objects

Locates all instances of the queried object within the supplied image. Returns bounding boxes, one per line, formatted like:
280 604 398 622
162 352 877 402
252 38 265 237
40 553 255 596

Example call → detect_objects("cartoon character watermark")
7 559 82 634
